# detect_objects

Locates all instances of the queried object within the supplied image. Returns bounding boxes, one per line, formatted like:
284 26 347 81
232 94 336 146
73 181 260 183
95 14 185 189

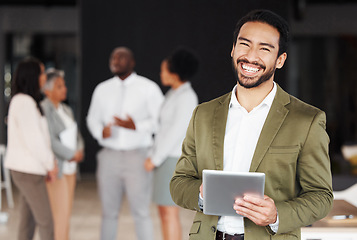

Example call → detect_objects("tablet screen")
202 170 265 216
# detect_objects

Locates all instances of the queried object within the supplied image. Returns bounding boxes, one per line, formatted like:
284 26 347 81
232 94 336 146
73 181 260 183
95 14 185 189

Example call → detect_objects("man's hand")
233 194 277 226
102 124 112 138
70 150 84 163
144 158 155 172
114 115 136 130
200 184 203 198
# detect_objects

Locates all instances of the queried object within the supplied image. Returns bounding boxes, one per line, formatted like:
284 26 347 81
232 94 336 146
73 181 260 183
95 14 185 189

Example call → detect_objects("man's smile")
238 60 265 77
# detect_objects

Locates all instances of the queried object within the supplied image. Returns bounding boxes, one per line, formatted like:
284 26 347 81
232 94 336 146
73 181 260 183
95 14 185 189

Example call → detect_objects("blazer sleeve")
274 110 333 234
170 106 203 213
44 104 76 161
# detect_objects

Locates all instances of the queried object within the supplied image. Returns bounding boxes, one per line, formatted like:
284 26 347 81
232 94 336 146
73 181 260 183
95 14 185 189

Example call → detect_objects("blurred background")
0 0 356 184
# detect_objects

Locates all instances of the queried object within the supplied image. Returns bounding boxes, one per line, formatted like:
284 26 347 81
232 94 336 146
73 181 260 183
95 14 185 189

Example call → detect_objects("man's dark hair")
12 57 44 115
166 47 199 81
233 9 290 56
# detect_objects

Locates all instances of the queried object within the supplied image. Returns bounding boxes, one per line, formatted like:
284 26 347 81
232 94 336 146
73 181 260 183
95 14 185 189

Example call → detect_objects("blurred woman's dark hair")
12 57 44 115
166 47 199 81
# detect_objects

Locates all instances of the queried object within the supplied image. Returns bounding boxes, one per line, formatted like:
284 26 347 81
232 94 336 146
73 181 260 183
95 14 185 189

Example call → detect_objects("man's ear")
276 52 287 69
131 59 136 69
231 44 236 58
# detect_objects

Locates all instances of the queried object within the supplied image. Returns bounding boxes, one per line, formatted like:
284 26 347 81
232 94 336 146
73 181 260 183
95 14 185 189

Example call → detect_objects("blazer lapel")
44 98 66 133
212 93 231 170
250 85 291 172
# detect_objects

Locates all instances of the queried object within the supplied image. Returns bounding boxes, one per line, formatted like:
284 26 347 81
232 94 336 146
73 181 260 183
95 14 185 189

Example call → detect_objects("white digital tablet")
202 169 265 216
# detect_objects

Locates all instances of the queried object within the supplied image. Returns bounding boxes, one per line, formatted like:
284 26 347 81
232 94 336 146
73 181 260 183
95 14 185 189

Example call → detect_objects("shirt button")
211 226 216 232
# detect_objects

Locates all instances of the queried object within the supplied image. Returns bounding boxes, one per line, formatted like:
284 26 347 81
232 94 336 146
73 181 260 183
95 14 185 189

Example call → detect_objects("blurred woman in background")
144 47 199 240
41 68 84 240
5 57 56 240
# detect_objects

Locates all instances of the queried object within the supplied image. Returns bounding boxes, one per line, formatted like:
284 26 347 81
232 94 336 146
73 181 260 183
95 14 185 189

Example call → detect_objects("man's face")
231 21 287 89
109 49 134 76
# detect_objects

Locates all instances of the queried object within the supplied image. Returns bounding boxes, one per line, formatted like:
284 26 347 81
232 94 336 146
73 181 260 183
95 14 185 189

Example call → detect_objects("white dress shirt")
217 82 277 235
86 72 164 150
150 82 198 166
56 104 77 175
5 94 54 175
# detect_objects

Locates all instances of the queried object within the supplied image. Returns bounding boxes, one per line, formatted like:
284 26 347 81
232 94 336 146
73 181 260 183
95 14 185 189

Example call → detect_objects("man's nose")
245 47 260 62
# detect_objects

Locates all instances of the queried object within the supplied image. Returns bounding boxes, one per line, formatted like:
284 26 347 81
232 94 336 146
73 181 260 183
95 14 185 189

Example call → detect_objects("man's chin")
237 77 260 89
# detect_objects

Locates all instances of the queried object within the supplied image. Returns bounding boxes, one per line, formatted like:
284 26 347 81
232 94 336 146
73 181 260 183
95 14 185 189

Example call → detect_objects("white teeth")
242 64 259 73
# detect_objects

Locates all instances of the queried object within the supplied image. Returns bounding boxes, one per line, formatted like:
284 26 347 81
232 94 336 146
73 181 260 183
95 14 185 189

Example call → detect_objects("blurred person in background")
144 47 199 240
41 68 85 240
5 57 56 240
87 46 163 240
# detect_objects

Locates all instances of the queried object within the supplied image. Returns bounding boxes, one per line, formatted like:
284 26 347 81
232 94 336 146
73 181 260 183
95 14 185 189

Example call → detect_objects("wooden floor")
0 174 195 240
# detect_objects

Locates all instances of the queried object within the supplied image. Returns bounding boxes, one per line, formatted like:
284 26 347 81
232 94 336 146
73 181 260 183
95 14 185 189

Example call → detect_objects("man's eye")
240 42 249 47
261 48 270 52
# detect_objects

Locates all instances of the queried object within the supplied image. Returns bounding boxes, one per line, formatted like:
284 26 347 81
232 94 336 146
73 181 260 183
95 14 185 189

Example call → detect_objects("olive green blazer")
170 85 333 240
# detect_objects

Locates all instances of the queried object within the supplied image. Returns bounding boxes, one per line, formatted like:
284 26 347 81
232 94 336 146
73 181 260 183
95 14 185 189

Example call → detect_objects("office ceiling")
0 0 76 6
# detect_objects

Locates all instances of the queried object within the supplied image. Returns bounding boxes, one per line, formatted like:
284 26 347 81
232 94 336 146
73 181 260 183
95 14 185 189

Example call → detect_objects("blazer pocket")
268 145 300 154
271 232 298 239
189 221 201 235
265 146 300 192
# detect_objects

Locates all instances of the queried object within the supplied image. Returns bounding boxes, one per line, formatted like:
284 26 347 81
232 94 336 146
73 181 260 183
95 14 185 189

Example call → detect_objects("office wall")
0 6 79 145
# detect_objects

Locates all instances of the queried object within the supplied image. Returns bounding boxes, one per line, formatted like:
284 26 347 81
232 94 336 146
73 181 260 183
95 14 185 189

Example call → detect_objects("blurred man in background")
87 47 163 240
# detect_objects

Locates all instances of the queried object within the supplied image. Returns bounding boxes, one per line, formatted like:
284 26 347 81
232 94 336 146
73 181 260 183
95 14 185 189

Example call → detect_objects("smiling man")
170 10 333 240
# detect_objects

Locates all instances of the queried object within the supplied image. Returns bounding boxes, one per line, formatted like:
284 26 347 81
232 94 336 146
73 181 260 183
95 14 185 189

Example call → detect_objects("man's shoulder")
190 92 231 120
134 74 160 88
288 94 324 116
276 85 324 116
90 78 115 96
95 77 115 89
198 92 231 110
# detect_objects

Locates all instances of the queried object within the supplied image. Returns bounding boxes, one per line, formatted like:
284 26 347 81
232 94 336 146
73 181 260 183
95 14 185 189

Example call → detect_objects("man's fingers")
240 194 274 207
235 198 259 211
234 194 277 226
234 204 272 226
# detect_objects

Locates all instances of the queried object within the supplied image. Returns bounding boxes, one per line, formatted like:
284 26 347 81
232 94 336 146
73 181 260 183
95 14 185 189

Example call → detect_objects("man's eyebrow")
238 37 251 43
238 37 275 49
260 42 275 49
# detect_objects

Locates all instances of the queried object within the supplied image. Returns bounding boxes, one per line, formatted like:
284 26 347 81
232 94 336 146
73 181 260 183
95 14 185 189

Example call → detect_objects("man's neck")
235 80 274 113
117 71 133 81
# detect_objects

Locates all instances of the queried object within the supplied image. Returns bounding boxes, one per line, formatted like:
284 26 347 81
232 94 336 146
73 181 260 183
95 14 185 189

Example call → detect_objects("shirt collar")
229 82 277 110
113 72 137 86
